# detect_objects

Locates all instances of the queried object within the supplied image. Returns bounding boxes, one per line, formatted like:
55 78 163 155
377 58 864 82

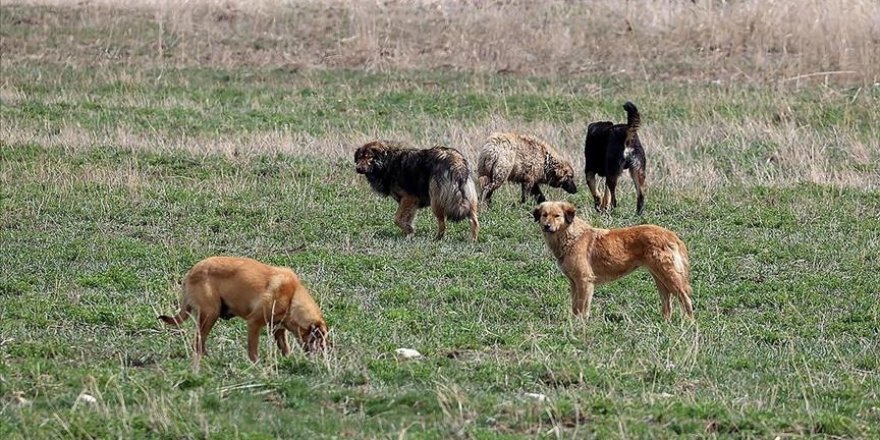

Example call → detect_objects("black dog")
583 102 647 214
354 141 480 241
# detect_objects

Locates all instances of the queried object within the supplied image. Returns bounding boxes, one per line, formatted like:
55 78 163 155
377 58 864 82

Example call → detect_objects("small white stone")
523 392 547 402
395 348 422 359
11 392 31 407
76 393 97 405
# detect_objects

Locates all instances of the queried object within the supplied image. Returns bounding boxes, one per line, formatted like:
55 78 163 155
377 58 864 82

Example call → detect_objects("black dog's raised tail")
623 102 640 131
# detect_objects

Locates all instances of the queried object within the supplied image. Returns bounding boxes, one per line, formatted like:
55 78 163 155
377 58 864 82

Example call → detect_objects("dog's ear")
563 203 576 224
532 207 542 222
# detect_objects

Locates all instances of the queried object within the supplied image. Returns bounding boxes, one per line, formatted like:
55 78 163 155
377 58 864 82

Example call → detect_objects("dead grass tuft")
4 112 877 191
3 0 878 84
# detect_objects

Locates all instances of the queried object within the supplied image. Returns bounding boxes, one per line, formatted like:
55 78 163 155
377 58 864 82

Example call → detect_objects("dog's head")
548 162 578 194
300 322 330 355
533 201 576 233
354 142 387 175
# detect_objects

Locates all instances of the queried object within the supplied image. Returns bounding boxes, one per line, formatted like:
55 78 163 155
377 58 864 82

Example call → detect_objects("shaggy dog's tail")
431 160 478 222
623 101 640 131
476 138 502 179
158 304 191 326
158 283 192 326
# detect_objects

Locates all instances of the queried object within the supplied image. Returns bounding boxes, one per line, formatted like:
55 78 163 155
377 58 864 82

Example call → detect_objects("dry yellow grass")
2 0 878 192
3 0 879 84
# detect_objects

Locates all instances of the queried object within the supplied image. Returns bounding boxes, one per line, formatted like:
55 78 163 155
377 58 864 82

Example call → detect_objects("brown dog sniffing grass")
159 256 329 364
533 201 694 319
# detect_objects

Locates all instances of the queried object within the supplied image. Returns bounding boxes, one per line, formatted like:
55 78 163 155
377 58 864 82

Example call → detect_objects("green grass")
2 65 878 136
2 3 880 437
2 139 879 438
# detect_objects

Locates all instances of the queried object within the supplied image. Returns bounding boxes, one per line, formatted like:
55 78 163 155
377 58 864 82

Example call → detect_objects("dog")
477 132 578 206
159 256 328 363
533 201 694 319
584 102 647 214
354 141 479 242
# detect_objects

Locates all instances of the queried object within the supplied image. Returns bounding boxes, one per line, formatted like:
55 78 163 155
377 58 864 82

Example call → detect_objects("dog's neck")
544 217 591 260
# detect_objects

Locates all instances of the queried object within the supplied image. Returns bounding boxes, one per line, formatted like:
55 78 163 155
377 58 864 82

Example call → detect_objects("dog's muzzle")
563 181 578 194
355 166 368 174
542 224 555 232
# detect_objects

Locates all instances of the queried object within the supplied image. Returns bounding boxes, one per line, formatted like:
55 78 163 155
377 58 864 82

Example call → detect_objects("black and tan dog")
584 102 647 214
355 141 479 241
533 201 694 319
159 256 329 364
477 132 578 206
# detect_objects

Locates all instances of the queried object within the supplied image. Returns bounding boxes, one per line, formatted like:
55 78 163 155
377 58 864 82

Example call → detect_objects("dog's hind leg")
431 199 447 241
629 166 646 215
586 171 601 211
246 318 267 362
274 328 291 356
468 210 479 242
650 269 693 320
651 273 673 320
676 285 695 319
481 181 499 207
394 196 419 237
195 309 220 357
600 174 619 212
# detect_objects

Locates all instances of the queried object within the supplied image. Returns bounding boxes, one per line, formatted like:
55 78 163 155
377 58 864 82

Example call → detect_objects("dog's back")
584 102 644 175
182 256 295 317
479 133 553 173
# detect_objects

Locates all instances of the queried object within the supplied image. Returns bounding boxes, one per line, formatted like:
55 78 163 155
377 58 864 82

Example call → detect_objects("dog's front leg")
430 200 447 241
246 319 265 362
530 184 546 203
394 197 419 237
274 328 291 356
195 311 219 357
586 171 601 211
570 277 595 317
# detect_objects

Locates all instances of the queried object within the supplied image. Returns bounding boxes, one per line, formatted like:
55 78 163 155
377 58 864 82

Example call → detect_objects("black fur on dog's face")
354 142 384 174
533 201 576 233
549 165 578 194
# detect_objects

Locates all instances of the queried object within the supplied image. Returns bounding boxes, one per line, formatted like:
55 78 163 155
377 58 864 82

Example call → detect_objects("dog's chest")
623 145 635 161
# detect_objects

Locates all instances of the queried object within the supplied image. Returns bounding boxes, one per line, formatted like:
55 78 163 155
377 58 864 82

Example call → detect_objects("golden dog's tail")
158 303 191 327
671 239 693 299
431 158 478 222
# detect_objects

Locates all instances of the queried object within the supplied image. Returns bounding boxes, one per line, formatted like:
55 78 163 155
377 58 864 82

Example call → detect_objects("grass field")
2 1 880 438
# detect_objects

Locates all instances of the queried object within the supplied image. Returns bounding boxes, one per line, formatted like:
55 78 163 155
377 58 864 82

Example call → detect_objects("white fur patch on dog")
672 245 685 274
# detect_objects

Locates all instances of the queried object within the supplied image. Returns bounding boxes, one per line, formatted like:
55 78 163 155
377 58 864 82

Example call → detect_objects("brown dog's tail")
623 101 640 131
158 304 191 327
